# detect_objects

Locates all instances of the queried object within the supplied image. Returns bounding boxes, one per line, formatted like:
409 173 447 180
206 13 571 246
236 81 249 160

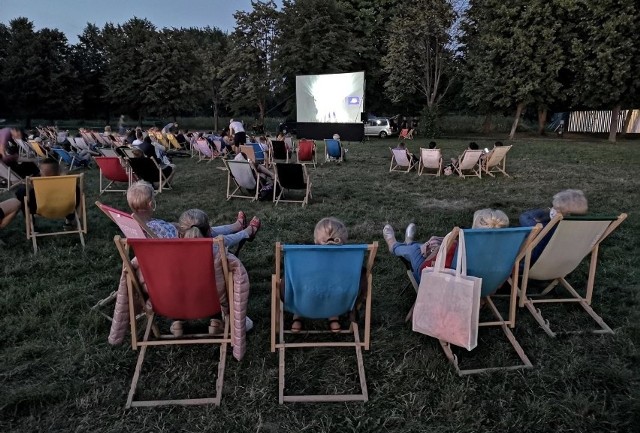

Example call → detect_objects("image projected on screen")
296 71 365 123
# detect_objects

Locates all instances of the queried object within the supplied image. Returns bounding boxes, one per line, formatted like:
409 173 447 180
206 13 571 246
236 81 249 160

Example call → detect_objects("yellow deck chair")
165 133 183 150
454 149 483 178
418 148 443 176
154 132 170 149
482 145 512 177
24 174 87 253
519 214 628 337
271 242 378 402
28 140 49 159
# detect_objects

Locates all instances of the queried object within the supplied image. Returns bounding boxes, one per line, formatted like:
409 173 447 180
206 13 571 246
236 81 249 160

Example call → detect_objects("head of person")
135 130 143 140
143 135 152 145
126 181 155 215
104 126 112 133
332 133 341 141
428 141 437 149
472 208 509 229
398 142 406 149
314 217 348 245
551 189 588 217
494 141 503 147
178 208 211 238
469 142 479 150
39 157 60 177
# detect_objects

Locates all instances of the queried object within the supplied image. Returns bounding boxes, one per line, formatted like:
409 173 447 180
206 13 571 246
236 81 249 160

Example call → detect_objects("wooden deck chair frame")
389 147 418 173
418 148 443 177
92 202 157 320
296 139 317 168
324 139 343 163
24 174 87 254
223 158 261 201
270 242 378 403
52 148 87 171
114 236 232 408
126 156 172 193
404 226 541 375
0 160 24 191
95 156 130 194
165 133 183 150
28 140 49 159
193 138 217 163
518 213 628 337
15 139 37 160
482 145 512 177
398 128 413 140
454 149 483 179
273 163 312 207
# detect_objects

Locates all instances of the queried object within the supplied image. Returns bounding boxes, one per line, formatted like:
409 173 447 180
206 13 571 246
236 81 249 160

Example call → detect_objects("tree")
71 24 107 120
382 0 456 137
221 0 279 122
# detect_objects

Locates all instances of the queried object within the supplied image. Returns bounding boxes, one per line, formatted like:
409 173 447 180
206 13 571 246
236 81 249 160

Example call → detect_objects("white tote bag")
412 230 482 351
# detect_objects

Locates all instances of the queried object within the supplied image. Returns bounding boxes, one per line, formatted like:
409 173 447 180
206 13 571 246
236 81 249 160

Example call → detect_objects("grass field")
1 136 639 432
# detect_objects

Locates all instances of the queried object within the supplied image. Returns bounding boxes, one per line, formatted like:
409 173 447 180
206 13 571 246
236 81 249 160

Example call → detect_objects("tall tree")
71 24 107 120
221 0 279 122
382 0 457 137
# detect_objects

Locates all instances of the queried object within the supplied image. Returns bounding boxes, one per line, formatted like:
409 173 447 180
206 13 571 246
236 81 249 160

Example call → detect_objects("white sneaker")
383 224 397 252
245 316 254 332
405 223 417 244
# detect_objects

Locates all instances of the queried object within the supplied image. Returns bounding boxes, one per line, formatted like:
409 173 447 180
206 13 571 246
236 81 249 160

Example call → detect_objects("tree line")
0 0 637 141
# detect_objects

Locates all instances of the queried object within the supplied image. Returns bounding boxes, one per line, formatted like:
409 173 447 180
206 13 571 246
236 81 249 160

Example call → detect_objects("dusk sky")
0 0 283 43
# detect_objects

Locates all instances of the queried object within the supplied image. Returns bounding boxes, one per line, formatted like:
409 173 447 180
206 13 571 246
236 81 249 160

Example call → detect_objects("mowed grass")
1 136 639 432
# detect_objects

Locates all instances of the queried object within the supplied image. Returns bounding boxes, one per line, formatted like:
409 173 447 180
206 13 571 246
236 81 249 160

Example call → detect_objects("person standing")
229 118 246 150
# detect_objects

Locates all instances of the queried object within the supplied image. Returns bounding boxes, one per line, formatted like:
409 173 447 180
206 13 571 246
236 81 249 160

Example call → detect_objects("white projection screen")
296 72 365 123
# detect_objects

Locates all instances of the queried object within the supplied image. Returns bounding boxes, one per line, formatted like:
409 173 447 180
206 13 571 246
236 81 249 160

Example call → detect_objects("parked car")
278 120 298 135
364 117 397 138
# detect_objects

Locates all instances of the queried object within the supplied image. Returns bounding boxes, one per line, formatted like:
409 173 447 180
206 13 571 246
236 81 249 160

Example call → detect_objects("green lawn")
1 136 639 432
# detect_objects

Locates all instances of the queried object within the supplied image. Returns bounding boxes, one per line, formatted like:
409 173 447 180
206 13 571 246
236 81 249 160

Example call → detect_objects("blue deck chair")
419 226 540 375
324 139 343 162
271 242 378 403
52 148 89 171
519 214 627 337
250 143 266 164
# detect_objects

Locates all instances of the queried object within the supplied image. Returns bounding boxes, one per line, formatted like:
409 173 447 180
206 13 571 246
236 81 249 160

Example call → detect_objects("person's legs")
0 198 21 228
391 242 424 276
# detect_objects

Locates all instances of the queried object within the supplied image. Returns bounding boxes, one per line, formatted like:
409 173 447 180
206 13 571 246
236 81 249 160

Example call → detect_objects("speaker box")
361 112 368 122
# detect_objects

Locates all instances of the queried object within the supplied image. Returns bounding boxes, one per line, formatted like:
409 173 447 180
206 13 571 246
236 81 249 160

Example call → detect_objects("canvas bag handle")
432 229 466 277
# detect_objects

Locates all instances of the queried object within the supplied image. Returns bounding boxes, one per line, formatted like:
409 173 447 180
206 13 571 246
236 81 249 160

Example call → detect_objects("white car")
364 117 397 138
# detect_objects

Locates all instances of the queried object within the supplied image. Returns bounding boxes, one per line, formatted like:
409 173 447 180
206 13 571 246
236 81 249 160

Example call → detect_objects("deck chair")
389 148 418 173
238 145 257 163
271 242 378 403
165 133 183 150
193 138 217 163
94 157 131 194
454 149 483 178
29 140 49 159
153 132 170 150
324 139 343 162
24 174 87 253
98 148 119 157
80 131 97 146
421 227 540 375
398 129 414 140
482 145 512 177
93 202 156 319
418 148 443 176
223 158 261 201
127 157 171 193
0 161 24 191
52 148 89 171
284 136 294 152
15 139 37 159
114 236 232 408
297 139 317 168
270 140 289 163
518 214 628 337
273 163 312 207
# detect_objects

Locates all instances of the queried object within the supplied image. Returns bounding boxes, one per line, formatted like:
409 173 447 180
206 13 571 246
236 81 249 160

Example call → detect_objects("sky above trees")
0 0 283 43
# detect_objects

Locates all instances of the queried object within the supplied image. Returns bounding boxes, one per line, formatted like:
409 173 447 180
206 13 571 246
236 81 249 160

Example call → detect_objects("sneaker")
405 223 417 244
245 316 254 332
383 224 397 252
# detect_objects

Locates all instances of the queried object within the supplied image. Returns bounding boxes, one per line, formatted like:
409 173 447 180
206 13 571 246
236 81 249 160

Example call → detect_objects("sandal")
329 319 341 333
291 318 303 333
237 211 247 229
248 216 261 241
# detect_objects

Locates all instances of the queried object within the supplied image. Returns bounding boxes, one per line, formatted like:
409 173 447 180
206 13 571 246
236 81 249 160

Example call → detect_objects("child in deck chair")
383 209 509 283
519 189 588 264
395 142 418 165
126 181 261 246
291 217 362 333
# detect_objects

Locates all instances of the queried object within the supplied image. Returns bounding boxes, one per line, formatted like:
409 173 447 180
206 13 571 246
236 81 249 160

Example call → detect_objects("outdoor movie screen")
296 71 365 123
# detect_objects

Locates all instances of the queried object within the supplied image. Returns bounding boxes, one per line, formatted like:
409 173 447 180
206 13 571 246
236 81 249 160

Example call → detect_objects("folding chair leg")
523 301 556 337
126 344 148 408
76 211 85 249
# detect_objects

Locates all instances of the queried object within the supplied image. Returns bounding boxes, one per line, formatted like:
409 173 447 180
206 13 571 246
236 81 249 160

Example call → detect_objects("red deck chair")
297 139 316 168
115 236 232 408
94 156 130 194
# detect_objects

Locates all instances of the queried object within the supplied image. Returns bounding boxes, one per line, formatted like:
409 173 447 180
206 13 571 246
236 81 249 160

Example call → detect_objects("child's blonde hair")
126 181 154 213
178 209 210 238
472 208 509 229
314 217 348 245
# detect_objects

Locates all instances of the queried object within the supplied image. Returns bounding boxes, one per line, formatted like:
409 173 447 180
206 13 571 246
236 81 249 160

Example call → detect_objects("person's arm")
519 208 549 227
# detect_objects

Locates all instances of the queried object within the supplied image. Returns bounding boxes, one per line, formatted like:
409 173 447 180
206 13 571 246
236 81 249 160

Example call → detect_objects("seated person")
234 152 274 181
136 135 176 186
330 133 347 161
383 209 509 283
14 158 79 229
394 142 418 165
126 181 260 246
0 127 40 177
480 141 503 162
428 141 437 149
519 189 588 264
445 141 480 174
0 198 21 231
290 217 353 333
